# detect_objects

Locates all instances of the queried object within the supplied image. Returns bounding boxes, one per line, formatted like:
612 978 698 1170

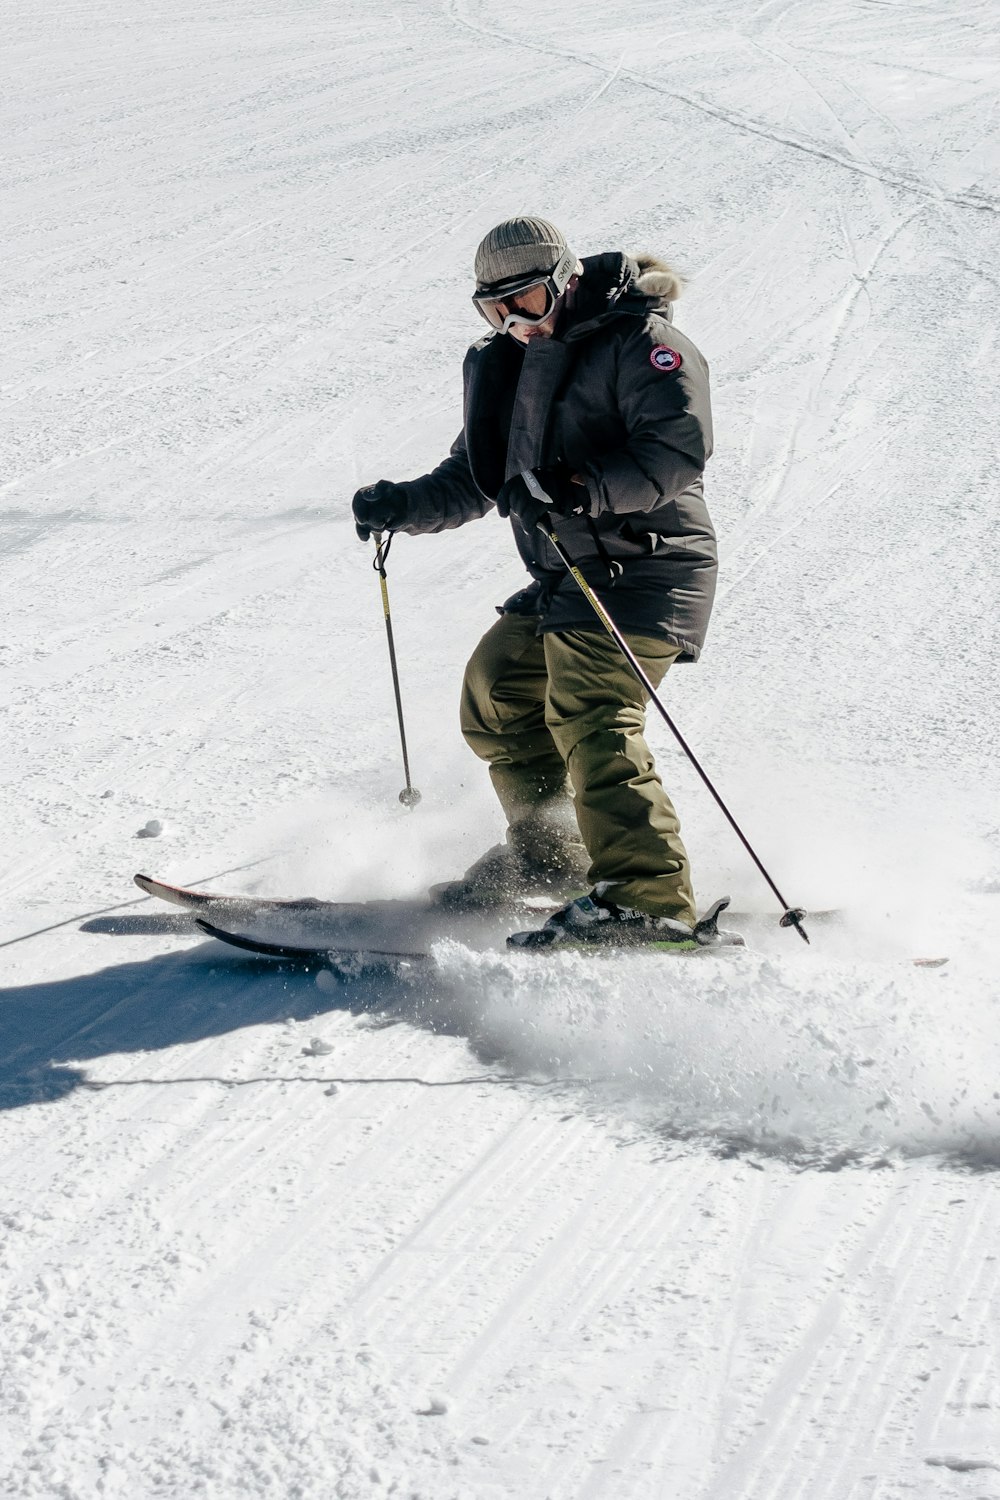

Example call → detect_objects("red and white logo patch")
650 344 682 372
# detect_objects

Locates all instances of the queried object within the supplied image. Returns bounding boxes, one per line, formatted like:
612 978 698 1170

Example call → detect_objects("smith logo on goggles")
472 248 578 334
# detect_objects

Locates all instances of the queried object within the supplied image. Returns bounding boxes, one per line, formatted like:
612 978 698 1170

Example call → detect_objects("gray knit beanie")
474 216 572 290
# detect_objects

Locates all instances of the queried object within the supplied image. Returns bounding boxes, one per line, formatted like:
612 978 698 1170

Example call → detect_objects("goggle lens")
473 275 558 332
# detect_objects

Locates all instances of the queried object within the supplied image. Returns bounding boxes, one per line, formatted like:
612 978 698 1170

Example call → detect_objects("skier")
352 216 734 950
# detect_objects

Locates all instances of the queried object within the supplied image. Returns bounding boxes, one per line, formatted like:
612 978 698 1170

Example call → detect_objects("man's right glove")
495 465 588 532
352 479 409 542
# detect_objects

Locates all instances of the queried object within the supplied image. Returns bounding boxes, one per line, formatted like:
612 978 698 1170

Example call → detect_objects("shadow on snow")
0 935 443 1111
3 924 999 1176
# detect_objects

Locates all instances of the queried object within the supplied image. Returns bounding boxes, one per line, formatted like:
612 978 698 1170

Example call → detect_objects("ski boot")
507 886 745 952
430 840 589 911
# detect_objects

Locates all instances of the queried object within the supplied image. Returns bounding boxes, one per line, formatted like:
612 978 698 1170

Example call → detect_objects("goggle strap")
550 247 576 293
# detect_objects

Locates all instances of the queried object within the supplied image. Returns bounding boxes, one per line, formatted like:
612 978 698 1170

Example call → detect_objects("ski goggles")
472 247 577 334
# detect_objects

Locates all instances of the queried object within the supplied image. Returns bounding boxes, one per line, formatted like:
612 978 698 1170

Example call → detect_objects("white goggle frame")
473 247 577 333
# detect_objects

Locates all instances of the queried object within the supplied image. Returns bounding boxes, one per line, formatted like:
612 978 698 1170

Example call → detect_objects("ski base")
194 917 433 966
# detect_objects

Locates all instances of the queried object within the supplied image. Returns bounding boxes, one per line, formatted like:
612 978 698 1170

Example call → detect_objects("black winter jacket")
393 251 717 660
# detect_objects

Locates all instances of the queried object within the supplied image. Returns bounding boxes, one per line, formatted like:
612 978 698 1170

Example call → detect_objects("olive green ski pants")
459 614 696 924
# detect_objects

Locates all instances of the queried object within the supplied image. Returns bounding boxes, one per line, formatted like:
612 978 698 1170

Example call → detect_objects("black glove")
352 479 408 542
495 465 588 531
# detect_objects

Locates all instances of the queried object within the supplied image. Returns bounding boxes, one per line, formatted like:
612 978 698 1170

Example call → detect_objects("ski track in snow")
3 0 1000 1495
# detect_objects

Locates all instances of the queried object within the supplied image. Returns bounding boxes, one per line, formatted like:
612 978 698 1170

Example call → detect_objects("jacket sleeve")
582 324 713 516
392 430 495 535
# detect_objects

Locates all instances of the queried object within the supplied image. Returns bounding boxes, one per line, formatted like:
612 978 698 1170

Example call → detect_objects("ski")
134 873 341 916
135 873 554 961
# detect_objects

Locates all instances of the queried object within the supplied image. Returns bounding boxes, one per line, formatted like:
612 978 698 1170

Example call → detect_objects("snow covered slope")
3 0 999 1495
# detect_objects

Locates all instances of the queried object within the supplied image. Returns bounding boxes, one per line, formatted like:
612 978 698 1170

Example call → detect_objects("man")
353 216 733 950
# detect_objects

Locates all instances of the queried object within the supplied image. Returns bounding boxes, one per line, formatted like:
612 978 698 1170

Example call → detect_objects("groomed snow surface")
3 1 1000 1495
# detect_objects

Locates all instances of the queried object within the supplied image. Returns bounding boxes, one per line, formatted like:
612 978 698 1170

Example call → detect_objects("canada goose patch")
650 345 682 372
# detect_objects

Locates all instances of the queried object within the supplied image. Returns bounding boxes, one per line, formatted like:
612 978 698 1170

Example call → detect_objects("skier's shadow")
0 935 467 1112
9 932 1000 1175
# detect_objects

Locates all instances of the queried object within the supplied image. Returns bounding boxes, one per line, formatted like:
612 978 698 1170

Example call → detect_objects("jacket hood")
563 251 685 335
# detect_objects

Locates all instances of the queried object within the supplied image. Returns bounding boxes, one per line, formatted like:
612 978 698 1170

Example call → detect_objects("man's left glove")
495 465 588 532
352 479 409 542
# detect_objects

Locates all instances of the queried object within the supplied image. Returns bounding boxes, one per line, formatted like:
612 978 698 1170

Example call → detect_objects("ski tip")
913 956 949 968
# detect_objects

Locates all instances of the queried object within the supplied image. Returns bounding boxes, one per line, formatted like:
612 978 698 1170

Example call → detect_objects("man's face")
508 306 561 344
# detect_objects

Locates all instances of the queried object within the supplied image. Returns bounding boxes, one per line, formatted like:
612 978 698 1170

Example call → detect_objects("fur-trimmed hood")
563 251 685 335
633 253 685 305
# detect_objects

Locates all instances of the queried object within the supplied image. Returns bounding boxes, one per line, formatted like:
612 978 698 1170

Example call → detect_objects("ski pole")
528 492 808 942
372 531 421 808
